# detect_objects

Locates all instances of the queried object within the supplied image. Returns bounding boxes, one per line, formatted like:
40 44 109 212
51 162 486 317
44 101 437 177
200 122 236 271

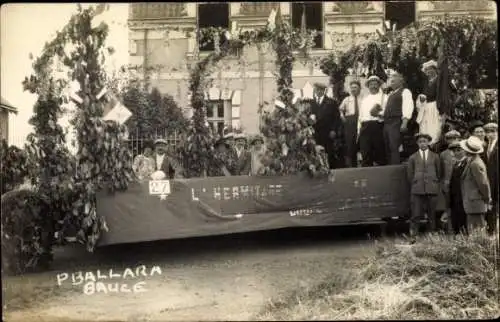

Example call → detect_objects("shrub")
0 140 30 196
1 189 51 275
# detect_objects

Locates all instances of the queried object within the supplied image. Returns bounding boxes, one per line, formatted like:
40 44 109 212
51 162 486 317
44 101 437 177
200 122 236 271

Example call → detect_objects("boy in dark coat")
407 133 441 239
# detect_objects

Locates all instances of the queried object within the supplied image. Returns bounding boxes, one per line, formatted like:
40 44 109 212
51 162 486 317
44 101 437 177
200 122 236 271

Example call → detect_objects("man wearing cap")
448 141 468 233
153 139 184 179
312 82 344 169
436 130 461 229
459 136 492 232
407 133 441 239
484 122 498 235
469 120 488 163
339 80 362 167
233 133 252 176
383 72 414 165
358 75 387 167
416 60 442 147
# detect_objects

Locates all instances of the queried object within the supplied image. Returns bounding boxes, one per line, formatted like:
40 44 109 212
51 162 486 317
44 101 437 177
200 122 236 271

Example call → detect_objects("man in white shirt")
383 72 415 165
339 80 362 167
358 75 387 167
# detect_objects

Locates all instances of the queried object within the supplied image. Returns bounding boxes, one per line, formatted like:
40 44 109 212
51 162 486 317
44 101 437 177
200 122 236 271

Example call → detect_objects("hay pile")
259 230 499 320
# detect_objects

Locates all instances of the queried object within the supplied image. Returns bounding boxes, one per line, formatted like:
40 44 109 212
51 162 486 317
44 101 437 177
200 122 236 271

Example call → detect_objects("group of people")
314 60 443 169
132 132 268 180
407 122 498 240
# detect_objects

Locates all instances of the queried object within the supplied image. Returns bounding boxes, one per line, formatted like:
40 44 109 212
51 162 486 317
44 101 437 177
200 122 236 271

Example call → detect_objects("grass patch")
258 230 500 320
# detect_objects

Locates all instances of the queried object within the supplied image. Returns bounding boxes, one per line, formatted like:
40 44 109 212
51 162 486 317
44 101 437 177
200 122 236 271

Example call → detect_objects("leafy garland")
319 15 497 133
9 5 134 272
180 17 323 177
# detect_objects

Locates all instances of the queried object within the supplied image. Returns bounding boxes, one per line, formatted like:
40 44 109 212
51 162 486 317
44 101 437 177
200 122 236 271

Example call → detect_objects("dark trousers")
343 115 358 168
485 203 497 234
359 121 386 167
467 213 486 232
383 118 402 165
410 194 437 236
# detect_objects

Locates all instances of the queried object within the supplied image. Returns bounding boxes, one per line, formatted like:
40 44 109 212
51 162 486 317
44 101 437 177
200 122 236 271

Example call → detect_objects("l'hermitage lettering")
56 265 162 295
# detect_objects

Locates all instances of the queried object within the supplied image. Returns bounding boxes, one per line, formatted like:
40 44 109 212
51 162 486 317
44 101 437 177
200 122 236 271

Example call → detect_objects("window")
385 1 416 30
198 3 229 51
206 100 226 136
291 2 323 49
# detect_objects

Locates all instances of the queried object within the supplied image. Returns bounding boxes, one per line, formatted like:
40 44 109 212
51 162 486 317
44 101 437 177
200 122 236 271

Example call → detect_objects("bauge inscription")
56 265 162 295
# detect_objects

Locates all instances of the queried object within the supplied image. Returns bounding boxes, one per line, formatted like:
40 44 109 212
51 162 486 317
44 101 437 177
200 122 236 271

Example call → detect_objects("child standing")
407 133 441 240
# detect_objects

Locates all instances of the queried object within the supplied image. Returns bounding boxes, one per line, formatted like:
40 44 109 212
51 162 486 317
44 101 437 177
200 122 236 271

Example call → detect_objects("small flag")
275 100 286 109
102 101 132 125
70 93 83 104
96 87 107 100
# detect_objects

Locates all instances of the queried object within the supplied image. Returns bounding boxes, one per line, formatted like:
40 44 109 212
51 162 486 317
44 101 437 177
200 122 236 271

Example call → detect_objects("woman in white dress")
416 60 442 146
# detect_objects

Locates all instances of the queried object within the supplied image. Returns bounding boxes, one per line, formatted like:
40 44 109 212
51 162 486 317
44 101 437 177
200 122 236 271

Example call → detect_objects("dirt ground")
2 226 383 321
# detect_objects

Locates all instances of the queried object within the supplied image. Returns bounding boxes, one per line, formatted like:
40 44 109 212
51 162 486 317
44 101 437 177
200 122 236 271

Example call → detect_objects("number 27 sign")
149 180 171 199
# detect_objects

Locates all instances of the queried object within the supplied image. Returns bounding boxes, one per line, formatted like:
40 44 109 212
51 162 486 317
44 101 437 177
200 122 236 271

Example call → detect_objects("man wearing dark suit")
311 83 344 169
233 133 252 175
383 72 415 165
436 130 461 228
460 136 491 232
484 123 498 235
407 133 441 239
339 80 362 167
153 139 184 179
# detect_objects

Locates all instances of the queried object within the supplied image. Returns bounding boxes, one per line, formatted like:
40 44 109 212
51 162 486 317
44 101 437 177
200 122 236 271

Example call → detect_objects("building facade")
127 1 496 136
1 97 18 143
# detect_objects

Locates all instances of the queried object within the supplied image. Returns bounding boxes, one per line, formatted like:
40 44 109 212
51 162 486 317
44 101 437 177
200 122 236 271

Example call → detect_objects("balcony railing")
129 3 187 20
239 2 279 16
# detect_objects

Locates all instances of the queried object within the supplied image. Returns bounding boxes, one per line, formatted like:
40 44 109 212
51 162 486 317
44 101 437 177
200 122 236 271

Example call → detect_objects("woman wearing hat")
416 60 442 147
459 136 492 232
209 137 235 177
249 135 266 176
132 141 155 180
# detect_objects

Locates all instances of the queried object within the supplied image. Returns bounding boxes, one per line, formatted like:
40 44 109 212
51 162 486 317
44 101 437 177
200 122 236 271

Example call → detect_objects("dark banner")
97 165 410 246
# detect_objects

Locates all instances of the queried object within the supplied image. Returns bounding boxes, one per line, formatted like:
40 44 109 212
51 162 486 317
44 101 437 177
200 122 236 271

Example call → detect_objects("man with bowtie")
383 72 415 165
311 83 344 169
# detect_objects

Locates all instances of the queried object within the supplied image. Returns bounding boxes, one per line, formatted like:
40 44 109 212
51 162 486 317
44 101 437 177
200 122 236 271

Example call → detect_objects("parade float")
1 5 497 272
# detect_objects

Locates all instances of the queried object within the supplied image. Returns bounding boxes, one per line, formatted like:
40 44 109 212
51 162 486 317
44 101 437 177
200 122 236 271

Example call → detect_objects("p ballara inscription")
56 265 162 295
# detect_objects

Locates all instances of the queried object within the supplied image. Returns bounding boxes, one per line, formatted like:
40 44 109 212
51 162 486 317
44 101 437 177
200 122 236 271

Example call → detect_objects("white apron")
416 100 442 145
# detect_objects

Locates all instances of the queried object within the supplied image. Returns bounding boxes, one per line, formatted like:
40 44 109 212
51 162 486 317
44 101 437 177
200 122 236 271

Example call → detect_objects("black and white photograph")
1 1 498 321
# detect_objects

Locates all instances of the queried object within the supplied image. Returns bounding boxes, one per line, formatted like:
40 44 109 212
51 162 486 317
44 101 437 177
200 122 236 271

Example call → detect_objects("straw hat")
250 135 264 145
444 130 461 140
154 139 169 146
365 75 382 87
459 136 484 154
421 60 438 72
484 122 498 131
234 133 247 141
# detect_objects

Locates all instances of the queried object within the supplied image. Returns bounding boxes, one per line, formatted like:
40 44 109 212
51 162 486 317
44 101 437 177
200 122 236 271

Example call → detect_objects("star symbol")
159 194 167 200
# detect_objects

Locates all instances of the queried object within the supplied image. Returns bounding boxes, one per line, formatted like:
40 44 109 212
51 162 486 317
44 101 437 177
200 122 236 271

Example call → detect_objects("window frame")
290 2 324 50
197 3 230 52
